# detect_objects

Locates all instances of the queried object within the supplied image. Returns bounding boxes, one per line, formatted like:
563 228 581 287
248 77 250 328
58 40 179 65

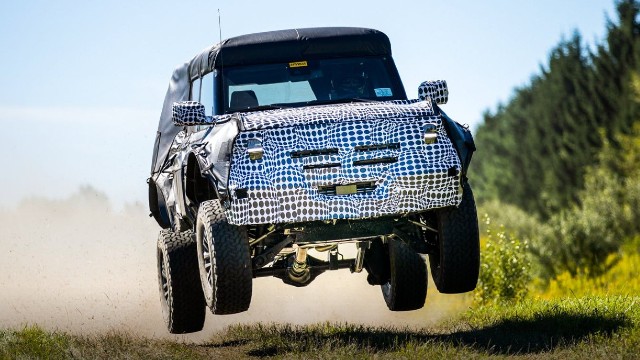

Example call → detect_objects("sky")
0 0 618 208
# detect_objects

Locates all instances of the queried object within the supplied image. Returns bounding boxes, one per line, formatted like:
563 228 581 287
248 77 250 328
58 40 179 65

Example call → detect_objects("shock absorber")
287 246 311 284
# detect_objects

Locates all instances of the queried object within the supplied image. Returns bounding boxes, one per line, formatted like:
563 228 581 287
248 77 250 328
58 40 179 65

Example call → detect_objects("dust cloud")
0 186 469 342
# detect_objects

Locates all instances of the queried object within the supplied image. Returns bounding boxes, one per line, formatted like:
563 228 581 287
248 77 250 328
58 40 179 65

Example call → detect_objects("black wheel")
363 238 390 286
157 229 206 333
381 238 428 311
196 200 252 315
430 181 480 294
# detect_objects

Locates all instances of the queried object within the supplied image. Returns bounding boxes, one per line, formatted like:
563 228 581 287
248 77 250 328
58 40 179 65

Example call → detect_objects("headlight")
247 138 263 160
423 124 438 144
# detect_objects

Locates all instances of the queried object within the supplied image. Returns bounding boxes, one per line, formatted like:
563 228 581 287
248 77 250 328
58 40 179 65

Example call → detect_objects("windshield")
221 56 405 113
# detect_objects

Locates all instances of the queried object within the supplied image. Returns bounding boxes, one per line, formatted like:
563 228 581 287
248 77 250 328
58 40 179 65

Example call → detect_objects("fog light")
424 124 438 144
247 138 263 160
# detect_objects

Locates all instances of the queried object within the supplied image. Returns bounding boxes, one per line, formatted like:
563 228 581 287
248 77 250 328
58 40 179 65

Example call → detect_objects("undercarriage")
248 215 435 287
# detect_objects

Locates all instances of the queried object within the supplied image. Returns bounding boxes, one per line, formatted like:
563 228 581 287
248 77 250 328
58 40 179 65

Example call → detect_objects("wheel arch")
148 177 172 229
185 152 219 208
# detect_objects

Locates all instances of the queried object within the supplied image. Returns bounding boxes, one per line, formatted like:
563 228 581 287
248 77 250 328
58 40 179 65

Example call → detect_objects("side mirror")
418 80 448 105
172 101 210 126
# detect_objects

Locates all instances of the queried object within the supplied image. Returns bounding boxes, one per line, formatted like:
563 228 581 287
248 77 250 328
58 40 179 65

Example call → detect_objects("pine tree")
473 0 640 219
592 0 640 136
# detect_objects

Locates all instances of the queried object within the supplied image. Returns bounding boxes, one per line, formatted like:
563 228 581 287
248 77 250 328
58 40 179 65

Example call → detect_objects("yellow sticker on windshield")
289 61 308 68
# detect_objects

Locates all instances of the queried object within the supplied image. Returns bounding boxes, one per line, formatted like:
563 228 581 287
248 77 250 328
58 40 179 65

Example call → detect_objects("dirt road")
0 187 468 342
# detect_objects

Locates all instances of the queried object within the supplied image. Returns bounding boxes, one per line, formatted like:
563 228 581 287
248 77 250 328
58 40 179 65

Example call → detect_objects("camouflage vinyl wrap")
418 80 448 105
225 100 462 225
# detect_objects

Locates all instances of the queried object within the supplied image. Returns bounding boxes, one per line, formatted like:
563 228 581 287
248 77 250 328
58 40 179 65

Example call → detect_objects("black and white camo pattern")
172 101 208 126
238 99 430 131
225 100 462 226
418 80 448 105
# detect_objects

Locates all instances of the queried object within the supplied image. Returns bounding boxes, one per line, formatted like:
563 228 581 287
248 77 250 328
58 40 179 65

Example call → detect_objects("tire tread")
157 229 205 333
197 200 252 315
430 182 480 293
382 238 428 311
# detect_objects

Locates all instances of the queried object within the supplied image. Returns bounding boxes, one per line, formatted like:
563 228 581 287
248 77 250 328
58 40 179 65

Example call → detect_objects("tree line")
473 0 640 220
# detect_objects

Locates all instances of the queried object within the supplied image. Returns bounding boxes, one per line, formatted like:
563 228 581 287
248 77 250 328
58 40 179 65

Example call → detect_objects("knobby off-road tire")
430 181 480 294
157 229 206 334
196 200 252 315
381 238 428 311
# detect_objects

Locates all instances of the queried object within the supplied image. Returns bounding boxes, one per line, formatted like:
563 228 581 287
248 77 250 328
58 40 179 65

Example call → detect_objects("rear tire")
381 238 428 311
157 229 206 333
196 200 252 314
429 181 480 293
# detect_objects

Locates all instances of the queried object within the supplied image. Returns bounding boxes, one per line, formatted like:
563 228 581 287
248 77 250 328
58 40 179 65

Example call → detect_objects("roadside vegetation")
473 0 640 280
472 0 640 302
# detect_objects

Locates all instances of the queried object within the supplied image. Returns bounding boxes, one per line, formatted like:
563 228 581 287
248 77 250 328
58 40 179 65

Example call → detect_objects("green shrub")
525 123 640 279
541 250 640 299
530 174 624 278
475 215 531 304
477 199 541 243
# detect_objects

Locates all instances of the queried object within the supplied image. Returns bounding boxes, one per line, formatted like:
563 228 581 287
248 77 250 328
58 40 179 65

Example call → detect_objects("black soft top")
187 27 391 80
152 27 392 174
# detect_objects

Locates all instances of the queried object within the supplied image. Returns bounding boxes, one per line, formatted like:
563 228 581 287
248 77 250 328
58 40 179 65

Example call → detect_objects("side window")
200 72 214 116
191 77 201 101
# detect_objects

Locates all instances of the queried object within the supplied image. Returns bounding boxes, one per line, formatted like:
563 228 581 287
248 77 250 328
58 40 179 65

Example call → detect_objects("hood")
236 100 436 131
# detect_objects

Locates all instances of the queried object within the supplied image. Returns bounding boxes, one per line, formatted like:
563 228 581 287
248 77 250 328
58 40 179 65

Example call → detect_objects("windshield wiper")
233 104 289 113
346 98 378 103
308 98 378 106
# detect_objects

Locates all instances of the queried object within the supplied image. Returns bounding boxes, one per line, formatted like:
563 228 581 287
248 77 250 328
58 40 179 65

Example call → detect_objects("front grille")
353 156 398 166
303 162 341 170
293 143 400 168
354 143 400 151
291 148 339 158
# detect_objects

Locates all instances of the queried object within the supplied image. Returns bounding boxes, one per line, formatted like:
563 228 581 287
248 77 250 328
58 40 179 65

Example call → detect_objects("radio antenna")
218 9 222 44
218 8 225 116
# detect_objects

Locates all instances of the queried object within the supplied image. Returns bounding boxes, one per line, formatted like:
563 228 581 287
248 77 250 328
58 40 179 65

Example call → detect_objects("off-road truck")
149 27 479 334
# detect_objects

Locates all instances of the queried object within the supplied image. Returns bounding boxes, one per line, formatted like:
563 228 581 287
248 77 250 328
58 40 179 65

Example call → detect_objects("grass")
0 326 203 360
3 236 638 359
453 296 639 356
2 295 639 359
